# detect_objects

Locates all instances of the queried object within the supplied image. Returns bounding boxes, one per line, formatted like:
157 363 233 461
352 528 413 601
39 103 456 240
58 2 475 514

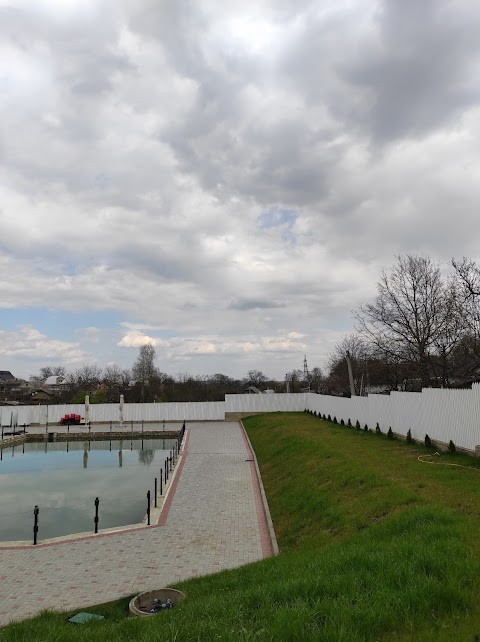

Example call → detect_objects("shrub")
406 429 412 444
347 418 352 427
340 418 345 425
314 410 317 416
448 440 456 454
425 434 432 448
333 416 337 424
355 420 361 430
375 423 381 434
327 414 331 422
364 424 369 432
387 427 394 440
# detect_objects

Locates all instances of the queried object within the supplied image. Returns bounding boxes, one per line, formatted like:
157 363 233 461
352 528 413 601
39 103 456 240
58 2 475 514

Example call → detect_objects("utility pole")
303 354 310 392
346 351 356 397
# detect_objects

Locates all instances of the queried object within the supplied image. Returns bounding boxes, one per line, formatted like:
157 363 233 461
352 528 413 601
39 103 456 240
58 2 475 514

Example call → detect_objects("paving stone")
0 421 272 625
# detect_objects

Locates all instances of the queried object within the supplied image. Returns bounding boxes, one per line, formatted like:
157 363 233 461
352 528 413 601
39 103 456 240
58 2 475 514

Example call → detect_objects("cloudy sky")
1 0 480 380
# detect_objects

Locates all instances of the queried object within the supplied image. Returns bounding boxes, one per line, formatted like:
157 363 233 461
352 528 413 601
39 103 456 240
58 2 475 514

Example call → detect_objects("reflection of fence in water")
0 424 185 544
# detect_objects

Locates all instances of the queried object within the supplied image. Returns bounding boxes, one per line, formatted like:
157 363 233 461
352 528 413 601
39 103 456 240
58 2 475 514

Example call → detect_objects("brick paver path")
0 421 273 625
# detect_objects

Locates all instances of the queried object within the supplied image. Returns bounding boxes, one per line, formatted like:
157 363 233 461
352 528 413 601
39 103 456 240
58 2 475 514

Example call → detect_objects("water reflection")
0 438 176 542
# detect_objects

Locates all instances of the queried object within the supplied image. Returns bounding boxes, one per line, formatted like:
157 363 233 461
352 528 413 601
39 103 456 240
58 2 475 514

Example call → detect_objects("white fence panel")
225 393 307 414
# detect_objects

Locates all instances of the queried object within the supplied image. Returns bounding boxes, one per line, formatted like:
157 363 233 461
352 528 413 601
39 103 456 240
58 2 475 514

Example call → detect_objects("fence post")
147 490 151 526
33 505 39 545
94 497 99 534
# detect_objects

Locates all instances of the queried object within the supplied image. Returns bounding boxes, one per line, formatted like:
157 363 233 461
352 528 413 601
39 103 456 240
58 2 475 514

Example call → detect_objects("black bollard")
147 490 151 526
131 420 133 434
1 425 3 439
67 423 70 435
164 459 168 483
154 477 158 508
160 468 163 495
88 424 91 435
110 421 112 434
94 497 99 534
33 505 39 545
142 419 144 434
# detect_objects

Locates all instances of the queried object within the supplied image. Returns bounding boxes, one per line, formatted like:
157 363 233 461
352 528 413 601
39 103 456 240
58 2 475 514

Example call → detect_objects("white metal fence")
2 386 480 451
306 385 480 451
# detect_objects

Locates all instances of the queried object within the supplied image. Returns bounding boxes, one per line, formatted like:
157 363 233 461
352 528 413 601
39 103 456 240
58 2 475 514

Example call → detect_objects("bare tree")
69 364 102 392
355 255 458 388
326 334 368 395
246 370 268 388
132 344 159 402
30 366 67 382
450 258 480 381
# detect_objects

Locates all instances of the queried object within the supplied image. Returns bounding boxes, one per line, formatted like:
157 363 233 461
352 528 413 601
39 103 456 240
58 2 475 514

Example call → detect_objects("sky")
1 0 480 381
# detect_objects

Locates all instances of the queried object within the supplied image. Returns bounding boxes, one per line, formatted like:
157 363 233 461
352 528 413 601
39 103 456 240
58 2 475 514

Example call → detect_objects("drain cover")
67 612 105 624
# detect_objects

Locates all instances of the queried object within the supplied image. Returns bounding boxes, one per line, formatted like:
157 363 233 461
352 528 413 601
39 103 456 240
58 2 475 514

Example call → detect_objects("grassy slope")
2 413 480 641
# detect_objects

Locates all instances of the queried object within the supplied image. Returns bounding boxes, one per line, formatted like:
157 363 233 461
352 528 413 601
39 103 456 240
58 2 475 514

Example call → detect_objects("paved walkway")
0 421 273 625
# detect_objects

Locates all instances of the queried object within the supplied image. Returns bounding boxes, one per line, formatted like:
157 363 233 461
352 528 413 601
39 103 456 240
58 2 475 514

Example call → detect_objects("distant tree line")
26 345 325 404
325 255 480 395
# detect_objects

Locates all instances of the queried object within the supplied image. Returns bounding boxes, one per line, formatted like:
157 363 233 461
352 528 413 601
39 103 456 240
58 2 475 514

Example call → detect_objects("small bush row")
305 409 458 453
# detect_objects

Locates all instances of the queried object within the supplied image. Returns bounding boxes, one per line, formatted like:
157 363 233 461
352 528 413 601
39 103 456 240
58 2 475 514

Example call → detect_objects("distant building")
31 388 55 402
44 375 69 391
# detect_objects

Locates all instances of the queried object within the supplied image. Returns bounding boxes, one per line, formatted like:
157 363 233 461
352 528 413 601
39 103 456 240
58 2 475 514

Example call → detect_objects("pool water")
0 438 176 542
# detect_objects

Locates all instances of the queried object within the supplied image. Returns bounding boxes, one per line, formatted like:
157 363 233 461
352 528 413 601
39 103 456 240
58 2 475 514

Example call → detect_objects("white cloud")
0 326 90 364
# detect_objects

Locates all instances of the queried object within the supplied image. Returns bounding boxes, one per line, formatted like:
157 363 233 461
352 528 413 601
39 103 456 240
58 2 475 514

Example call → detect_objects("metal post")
165 459 168 483
131 420 133 434
33 505 39 545
147 490 151 526
67 423 70 435
1 425 3 439
142 419 144 434
154 477 158 508
110 421 112 434
94 497 99 534
88 424 91 435
160 469 163 495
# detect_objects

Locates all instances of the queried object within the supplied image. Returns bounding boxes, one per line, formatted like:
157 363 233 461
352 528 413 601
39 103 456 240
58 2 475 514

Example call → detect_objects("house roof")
44 375 66 385
0 371 15 381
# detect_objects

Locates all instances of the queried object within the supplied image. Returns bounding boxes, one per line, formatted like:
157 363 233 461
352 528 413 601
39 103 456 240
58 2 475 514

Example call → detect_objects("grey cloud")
228 298 286 311
341 0 480 142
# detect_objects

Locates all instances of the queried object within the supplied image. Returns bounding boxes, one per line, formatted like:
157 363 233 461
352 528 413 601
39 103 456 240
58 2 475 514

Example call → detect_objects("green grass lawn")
2 413 480 641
